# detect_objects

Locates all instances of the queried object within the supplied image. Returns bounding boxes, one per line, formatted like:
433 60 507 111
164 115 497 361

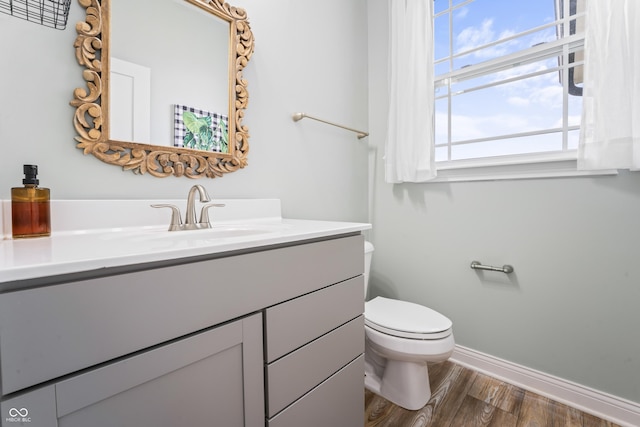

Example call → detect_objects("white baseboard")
450 345 640 427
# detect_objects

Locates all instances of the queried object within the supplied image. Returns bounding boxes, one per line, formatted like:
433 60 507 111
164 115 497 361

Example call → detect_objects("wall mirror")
71 0 254 178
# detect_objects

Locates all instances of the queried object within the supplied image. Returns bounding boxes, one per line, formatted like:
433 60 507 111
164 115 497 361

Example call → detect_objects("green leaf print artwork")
182 111 229 152
219 120 228 153
183 111 214 151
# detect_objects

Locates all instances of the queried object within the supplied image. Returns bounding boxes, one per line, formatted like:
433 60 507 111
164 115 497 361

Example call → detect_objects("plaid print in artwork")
174 104 229 153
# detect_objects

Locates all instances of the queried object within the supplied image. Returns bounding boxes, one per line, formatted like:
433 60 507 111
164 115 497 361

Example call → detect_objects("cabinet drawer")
267 355 364 427
264 276 363 362
266 315 363 417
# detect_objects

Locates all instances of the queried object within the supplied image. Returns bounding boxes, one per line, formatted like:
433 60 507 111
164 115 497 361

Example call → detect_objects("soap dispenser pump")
11 164 51 238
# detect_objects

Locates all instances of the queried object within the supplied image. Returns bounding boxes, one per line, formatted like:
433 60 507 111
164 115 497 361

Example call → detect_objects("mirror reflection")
110 0 230 150
71 0 254 179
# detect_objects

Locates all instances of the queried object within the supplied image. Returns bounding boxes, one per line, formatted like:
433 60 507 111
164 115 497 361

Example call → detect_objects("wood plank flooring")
364 361 621 427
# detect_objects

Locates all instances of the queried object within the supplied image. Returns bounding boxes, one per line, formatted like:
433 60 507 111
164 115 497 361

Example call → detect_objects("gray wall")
0 0 369 222
368 0 640 404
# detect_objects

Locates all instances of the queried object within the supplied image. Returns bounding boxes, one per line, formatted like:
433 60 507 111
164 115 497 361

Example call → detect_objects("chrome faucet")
151 185 225 231
185 185 211 226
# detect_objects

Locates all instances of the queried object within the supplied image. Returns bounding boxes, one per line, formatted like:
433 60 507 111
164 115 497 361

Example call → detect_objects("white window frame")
431 0 616 182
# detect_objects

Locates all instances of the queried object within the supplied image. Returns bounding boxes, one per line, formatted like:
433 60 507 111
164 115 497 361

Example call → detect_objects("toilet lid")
365 296 452 339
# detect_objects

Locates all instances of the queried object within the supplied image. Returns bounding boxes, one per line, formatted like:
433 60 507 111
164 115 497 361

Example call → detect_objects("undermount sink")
98 222 290 243
140 223 282 241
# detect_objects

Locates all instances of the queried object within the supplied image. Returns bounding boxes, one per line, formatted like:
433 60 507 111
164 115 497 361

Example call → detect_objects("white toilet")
363 241 455 410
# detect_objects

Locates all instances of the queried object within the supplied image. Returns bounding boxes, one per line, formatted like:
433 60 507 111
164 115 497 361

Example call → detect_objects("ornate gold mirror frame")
70 0 254 178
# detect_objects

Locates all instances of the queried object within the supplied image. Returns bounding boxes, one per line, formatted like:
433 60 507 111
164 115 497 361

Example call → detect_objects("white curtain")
578 0 640 171
385 0 436 183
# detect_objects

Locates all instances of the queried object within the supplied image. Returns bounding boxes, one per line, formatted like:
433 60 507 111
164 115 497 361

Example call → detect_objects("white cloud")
529 85 563 109
436 111 540 143
455 19 556 62
508 97 530 107
494 61 552 82
456 18 495 52
455 7 469 20
528 27 557 46
490 64 563 111
455 19 521 61
568 114 581 127
554 115 582 128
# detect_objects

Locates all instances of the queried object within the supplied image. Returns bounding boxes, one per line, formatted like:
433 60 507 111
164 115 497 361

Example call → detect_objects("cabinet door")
1 314 263 427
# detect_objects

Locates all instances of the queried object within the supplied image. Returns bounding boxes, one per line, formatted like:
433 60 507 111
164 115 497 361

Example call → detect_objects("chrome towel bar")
292 112 369 139
470 261 514 274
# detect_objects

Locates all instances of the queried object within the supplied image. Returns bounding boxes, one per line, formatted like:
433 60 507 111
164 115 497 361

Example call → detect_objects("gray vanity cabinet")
0 234 364 427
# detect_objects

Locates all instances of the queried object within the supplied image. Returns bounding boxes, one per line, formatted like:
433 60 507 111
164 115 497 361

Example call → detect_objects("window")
433 0 585 169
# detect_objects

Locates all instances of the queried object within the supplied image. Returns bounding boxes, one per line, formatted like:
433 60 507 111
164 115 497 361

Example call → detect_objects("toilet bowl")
363 241 455 410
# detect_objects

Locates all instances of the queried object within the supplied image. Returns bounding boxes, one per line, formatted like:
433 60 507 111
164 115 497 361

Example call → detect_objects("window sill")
432 153 618 183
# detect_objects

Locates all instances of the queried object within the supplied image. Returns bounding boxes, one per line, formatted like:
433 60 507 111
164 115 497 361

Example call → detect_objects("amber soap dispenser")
11 165 51 238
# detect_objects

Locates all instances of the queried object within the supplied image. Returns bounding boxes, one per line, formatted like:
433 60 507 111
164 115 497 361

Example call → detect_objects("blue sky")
435 0 557 65
433 0 582 161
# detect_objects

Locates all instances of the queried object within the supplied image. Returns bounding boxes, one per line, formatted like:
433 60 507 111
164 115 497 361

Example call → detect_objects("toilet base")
365 351 432 411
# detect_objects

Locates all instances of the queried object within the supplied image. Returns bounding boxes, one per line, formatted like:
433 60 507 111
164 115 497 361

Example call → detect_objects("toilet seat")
365 297 452 340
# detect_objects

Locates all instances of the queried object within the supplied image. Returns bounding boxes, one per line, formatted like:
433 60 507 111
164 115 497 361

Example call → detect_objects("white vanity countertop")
0 199 371 284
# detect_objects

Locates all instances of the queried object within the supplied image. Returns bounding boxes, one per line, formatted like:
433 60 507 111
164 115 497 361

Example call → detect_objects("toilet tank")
364 241 375 297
